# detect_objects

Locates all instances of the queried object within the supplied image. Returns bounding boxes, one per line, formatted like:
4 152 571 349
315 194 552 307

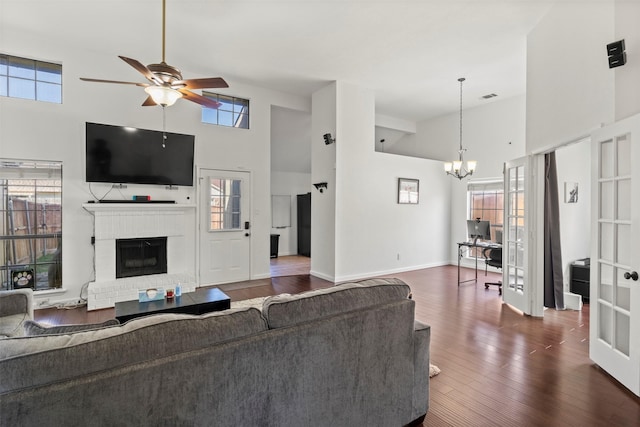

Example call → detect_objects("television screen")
86 122 195 186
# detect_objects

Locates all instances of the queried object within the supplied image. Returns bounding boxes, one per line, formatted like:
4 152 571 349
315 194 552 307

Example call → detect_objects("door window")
208 177 242 231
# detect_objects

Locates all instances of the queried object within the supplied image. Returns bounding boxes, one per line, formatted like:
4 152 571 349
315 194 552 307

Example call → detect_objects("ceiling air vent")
481 93 498 100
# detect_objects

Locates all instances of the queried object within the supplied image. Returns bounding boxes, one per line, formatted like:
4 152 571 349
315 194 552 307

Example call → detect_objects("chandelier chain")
459 77 465 155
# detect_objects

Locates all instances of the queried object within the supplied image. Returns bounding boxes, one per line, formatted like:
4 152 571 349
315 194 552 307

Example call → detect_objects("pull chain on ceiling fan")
80 0 227 109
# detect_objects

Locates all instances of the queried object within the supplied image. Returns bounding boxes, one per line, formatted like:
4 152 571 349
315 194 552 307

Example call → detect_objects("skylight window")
201 92 249 129
0 54 62 103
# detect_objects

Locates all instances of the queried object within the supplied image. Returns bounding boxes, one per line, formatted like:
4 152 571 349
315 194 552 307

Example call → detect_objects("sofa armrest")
0 289 34 319
411 320 430 421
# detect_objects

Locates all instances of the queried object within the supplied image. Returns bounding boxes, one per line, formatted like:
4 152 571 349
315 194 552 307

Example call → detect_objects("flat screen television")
85 122 195 186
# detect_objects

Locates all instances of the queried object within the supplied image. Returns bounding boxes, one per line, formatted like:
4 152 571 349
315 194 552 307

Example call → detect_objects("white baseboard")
333 261 450 284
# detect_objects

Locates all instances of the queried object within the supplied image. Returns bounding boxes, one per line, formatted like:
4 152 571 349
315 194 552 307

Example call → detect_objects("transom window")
201 92 249 129
1 160 62 291
0 54 62 103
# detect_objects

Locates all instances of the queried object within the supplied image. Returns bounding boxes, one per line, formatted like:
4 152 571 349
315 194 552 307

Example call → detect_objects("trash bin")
270 234 280 258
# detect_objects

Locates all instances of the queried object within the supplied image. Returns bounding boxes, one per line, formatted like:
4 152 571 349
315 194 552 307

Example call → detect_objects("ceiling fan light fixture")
145 85 182 106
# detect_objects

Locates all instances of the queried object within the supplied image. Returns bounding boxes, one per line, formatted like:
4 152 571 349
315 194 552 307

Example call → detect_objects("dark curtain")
544 152 565 309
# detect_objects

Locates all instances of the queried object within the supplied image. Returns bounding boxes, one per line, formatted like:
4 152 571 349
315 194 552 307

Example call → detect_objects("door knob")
624 271 638 281
245 233 250 237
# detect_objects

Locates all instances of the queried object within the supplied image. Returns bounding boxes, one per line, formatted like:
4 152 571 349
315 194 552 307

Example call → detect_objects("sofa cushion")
0 313 29 338
0 307 268 393
263 277 411 329
23 319 120 336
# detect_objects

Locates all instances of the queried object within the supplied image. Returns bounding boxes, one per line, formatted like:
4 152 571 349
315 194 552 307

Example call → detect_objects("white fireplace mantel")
83 203 196 212
85 202 197 310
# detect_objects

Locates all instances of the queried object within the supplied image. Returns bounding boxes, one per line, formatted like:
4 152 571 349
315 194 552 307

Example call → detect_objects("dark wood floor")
35 266 640 426
270 254 310 277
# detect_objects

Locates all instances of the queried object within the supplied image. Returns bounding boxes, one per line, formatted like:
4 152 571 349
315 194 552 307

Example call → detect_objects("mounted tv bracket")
313 182 328 193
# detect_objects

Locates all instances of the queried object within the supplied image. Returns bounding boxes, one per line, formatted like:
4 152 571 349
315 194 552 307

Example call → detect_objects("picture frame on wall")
565 182 578 203
398 178 419 204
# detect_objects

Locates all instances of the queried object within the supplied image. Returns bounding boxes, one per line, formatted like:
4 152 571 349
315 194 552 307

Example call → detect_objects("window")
1 160 62 291
209 178 242 231
0 54 62 103
468 180 504 242
466 180 505 259
201 92 249 129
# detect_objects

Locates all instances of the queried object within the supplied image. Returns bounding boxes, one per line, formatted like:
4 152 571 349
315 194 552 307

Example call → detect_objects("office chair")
483 247 502 295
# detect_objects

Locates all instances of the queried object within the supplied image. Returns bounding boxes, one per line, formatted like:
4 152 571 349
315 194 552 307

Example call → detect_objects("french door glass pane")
600 181 614 220
600 223 614 262
616 267 631 311
599 303 612 345
600 139 614 179
617 135 630 176
600 263 613 303
617 179 630 221
617 224 631 267
615 311 630 356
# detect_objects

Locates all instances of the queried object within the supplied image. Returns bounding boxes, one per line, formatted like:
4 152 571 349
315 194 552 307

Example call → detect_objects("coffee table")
114 288 231 323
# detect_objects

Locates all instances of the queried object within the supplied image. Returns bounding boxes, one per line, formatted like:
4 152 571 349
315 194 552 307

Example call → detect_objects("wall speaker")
608 53 627 69
607 39 626 69
607 40 625 56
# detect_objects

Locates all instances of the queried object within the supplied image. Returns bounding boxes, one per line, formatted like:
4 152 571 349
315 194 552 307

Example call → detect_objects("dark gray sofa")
0 278 430 426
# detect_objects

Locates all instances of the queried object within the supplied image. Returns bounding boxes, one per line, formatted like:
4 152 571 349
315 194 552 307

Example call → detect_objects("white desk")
457 240 502 286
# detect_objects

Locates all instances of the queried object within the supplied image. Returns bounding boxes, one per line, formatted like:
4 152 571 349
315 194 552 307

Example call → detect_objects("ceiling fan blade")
118 56 162 85
178 77 229 90
178 89 222 109
142 96 157 107
80 77 147 87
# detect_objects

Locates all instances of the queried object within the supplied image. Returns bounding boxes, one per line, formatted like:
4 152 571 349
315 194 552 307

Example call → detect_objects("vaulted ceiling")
2 0 555 122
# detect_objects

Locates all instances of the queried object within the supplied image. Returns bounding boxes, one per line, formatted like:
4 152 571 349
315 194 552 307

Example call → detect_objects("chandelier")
444 77 476 179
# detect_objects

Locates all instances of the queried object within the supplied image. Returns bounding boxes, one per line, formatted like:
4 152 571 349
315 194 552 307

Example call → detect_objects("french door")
503 156 533 314
198 169 251 285
590 116 640 396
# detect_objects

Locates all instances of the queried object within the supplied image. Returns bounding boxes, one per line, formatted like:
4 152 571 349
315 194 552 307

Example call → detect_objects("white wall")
556 140 591 291
310 83 337 280
0 33 309 305
270 171 311 256
399 95 526 263
614 1 640 121
333 82 451 281
526 2 614 154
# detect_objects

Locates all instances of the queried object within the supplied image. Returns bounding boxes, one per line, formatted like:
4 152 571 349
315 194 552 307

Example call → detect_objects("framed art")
564 182 578 203
398 178 419 204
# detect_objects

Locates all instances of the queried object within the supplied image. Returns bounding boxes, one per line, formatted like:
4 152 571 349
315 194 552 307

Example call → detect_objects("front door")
590 116 640 396
198 169 251 285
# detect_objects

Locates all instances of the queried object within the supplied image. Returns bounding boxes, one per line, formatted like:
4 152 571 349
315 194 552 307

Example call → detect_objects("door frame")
528 136 593 318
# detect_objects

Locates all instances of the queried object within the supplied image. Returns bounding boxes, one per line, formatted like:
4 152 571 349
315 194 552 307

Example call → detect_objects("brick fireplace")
84 203 197 310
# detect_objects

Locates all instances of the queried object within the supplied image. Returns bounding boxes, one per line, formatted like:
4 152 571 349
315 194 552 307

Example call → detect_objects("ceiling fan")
80 0 227 109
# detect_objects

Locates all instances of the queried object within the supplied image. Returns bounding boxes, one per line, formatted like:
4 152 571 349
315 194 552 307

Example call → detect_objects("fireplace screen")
116 237 167 279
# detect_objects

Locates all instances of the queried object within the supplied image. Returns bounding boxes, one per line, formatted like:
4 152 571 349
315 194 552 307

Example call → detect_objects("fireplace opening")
116 237 167 279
